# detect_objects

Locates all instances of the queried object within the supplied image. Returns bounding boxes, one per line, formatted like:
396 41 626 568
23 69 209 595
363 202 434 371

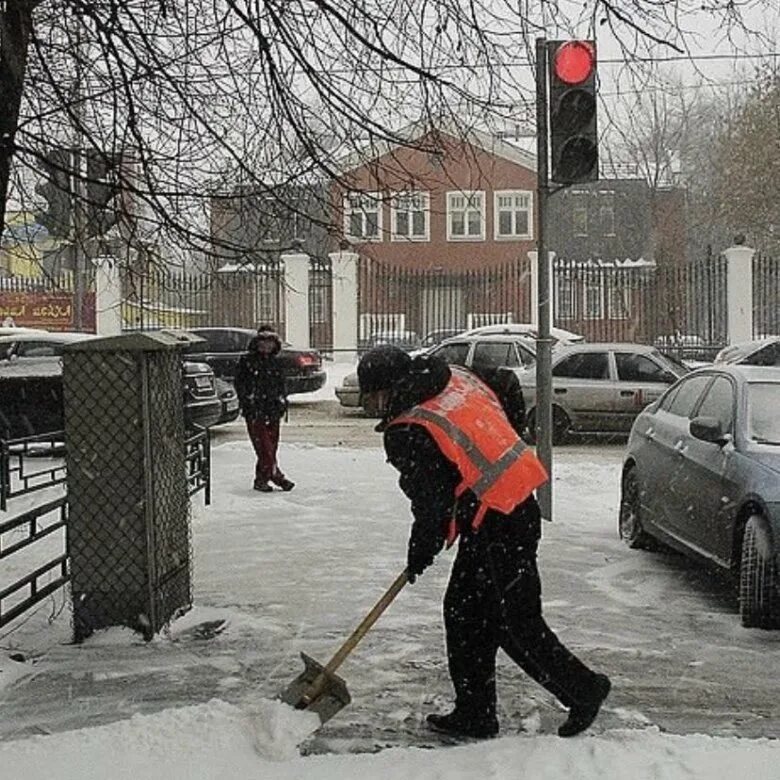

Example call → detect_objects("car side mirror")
690 415 729 446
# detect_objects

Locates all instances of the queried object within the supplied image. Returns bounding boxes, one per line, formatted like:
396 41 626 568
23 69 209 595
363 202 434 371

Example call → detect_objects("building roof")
335 119 537 177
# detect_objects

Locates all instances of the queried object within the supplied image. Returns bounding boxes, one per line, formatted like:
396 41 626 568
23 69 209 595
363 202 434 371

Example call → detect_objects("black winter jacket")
381 354 535 574
234 334 288 422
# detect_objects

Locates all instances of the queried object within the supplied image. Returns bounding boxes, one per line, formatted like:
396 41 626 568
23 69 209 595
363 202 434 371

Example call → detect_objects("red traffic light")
552 41 595 85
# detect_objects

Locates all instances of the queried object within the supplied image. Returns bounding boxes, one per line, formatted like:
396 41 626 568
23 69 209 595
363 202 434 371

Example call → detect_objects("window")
553 352 610 380
665 375 712 418
494 191 533 240
391 191 429 241
573 205 588 236
695 376 735 433
556 275 575 319
606 282 629 319
601 204 615 236
615 353 669 383
472 341 519 371
447 191 485 240
747 382 780 443
433 342 470 366
344 192 381 241
15 341 63 357
584 280 603 319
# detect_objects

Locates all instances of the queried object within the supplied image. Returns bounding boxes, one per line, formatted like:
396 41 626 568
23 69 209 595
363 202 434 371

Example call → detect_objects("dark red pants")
246 418 286 485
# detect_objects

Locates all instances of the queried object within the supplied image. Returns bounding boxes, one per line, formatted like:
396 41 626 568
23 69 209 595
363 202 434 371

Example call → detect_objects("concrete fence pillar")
280 252 310 348
329 250 359 362
91 254 122 336
723 242 755 345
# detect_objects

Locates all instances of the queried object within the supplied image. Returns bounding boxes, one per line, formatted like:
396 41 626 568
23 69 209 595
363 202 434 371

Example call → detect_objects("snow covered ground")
2 362 780 777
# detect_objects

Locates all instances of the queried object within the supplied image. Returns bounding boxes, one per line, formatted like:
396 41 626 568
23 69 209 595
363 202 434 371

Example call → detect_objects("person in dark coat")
357 344 610 739
234 326 294 492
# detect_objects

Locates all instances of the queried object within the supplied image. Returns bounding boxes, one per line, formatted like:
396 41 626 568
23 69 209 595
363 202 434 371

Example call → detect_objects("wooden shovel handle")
297 570 409 708
322 569 409 677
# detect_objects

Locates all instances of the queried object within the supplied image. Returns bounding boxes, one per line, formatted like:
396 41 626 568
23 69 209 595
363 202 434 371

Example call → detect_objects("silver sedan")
514 342 688 443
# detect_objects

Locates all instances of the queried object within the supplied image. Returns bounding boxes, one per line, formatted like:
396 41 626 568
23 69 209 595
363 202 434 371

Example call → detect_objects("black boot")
426 710 498 739
558 674 611 737
253 480 273 493
278 478 295 492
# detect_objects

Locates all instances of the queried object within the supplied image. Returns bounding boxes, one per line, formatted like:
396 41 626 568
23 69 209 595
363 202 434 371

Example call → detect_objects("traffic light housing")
547 40 598 185
86 150 119 237
36 147 73 238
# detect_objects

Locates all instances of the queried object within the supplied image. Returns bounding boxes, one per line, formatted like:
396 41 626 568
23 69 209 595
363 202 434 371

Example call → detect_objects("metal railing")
0 432 67 511
0 496 69 629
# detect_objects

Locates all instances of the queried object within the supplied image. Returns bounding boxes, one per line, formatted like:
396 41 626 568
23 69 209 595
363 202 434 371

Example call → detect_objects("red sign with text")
0 291 96 332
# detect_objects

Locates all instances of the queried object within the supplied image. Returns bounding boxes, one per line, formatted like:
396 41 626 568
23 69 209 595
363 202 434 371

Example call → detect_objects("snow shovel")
280 569 409 725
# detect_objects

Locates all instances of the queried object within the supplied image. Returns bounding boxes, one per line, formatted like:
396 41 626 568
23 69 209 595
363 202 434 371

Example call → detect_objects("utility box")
62 330 202 641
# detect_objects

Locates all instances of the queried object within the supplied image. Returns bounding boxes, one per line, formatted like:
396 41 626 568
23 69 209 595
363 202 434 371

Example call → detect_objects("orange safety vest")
388 366 548 545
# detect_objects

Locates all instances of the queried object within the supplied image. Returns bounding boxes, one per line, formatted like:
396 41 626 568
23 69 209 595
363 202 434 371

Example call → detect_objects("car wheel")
739 516 780 629
618 467 654 549
525 406 571 446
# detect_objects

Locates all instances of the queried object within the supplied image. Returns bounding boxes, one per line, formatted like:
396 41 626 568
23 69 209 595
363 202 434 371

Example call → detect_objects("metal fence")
754 254 780 338
553 255 728 360
122 264 286 334
357 257 533 349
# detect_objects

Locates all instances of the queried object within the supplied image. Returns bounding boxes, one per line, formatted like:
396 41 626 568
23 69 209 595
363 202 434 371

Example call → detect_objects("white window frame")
493 190 533 240
555 275 575 319
391 191 430 242
584 279 604 320
606 280 629 320
344 191 382 242
447 190 485 241
573 205 588 237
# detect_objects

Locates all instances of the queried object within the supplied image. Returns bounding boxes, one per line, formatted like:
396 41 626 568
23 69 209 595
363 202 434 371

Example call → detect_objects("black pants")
443 500 601 721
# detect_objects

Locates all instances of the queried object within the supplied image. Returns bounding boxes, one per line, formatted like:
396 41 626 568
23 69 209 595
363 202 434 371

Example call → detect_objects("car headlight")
343 373 359 387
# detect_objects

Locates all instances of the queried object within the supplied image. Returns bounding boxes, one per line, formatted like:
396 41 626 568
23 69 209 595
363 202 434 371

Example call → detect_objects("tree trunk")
0 0 35 230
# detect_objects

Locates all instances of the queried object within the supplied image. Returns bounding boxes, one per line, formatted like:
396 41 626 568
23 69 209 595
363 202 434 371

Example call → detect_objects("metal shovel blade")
279 651 351 725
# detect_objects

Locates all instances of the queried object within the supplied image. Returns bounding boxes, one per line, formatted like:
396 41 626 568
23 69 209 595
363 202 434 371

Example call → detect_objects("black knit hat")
357 344 413 393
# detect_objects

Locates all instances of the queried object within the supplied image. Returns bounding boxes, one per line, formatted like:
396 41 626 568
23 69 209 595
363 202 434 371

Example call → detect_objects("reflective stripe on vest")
390 367 548 543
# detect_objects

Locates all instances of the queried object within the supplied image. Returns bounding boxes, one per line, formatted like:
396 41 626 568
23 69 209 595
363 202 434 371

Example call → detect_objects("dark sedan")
619 365 780 628
0 332 223 438
185 327 326 395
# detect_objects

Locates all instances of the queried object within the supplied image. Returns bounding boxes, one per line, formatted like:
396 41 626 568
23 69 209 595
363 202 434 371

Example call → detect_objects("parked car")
184 327 326 394
714 336 780 367
420 328 466 348
619 364 780 629
514 342 689 443
359 329 421 353
464 322 584 343
335 333 536 410
214 376 240 425
0 331 223 438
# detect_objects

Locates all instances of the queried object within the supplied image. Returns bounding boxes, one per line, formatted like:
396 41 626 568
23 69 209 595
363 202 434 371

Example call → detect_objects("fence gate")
0 434 68 630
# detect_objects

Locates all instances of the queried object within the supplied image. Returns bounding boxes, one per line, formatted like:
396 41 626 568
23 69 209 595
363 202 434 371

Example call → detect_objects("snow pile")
243 699 320 760
1 699 780 780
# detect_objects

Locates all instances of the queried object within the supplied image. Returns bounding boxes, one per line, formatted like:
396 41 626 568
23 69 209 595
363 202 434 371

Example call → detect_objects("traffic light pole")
535 37 554 520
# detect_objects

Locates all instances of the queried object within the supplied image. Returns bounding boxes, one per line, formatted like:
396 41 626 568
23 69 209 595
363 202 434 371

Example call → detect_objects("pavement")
2 401 780 752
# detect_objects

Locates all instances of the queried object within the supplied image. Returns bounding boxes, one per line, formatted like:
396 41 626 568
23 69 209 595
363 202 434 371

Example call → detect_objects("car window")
472 342 517 370
432 342 470 366
665 375 712 418
694 376 735 433
15 340 64 357
747 382 780 443
186 333 210 354
615 352 672 383
515 342 536 366
743 342 780 367
552 352 609 380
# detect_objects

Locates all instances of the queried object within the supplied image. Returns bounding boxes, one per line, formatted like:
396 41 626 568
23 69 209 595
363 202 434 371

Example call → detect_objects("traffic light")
547 40 598 185
36 147 74 238
86 150 119 237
